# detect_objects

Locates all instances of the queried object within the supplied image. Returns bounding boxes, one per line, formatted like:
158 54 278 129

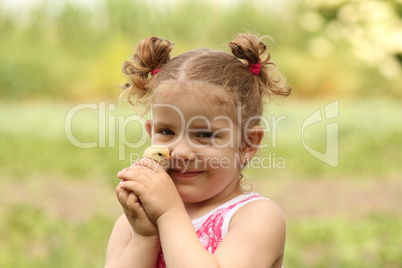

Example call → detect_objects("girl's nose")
170 139 195 160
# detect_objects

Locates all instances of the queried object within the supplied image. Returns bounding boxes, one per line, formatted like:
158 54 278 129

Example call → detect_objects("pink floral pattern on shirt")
156 194 262 267
196 194 261 254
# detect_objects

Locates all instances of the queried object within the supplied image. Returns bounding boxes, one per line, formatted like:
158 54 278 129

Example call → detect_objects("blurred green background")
0 0 401 267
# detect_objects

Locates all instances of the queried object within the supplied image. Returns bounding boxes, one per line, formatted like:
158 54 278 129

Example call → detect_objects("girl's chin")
175 188 205 204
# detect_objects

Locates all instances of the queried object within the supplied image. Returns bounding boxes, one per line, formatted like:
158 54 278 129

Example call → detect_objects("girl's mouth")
169 169 203 178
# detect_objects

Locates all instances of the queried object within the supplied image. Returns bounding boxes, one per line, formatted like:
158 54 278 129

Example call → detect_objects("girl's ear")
240 126 264 162
145 120 152 137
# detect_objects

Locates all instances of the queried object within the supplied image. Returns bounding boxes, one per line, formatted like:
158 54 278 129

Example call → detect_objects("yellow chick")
143 145 171 170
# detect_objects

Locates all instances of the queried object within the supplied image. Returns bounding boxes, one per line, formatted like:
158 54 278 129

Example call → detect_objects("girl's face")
149 80 245 205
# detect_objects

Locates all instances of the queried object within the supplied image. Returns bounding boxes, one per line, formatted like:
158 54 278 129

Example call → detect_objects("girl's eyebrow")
187 121 227 132
153 121 176 129
154 119 230 130
187 121 212 128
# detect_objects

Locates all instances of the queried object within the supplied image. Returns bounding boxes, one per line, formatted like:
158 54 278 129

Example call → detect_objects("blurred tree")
0 0 400 100
298 0 402 79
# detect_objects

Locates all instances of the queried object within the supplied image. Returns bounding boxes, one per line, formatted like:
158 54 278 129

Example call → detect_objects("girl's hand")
117 158 183 224
116 177 159 238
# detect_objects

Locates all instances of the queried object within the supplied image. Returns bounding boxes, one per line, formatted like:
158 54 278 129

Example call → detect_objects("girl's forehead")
153 80 234 117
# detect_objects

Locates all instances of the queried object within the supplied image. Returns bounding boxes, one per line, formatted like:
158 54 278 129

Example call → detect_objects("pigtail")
228 34 291 98
122 37 174 105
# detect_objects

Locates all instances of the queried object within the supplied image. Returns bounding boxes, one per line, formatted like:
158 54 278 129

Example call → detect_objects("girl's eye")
159 129 175 136
197 132 215 138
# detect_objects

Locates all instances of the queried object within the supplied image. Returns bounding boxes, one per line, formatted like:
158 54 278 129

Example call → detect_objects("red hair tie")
151 68 161 76
248 60 261 76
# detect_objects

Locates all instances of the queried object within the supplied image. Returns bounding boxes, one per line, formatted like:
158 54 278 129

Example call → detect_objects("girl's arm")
105 174 161 267
119 161 286 268
214 199 286 267
104 214 160 268
156 199 286 268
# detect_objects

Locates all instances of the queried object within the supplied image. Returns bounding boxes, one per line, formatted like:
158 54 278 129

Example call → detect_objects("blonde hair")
122 34 291 132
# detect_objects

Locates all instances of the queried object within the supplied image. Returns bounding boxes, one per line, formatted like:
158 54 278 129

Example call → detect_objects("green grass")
285 214 402 268
0 204 112 268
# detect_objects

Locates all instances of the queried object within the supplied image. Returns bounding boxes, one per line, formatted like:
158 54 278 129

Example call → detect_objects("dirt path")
0 176 122 223
254 177 402 220
1 176 401 222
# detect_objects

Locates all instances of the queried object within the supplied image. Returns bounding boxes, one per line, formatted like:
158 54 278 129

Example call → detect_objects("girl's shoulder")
224 192 285 235
214 194 286 266
233 195 285 223
192 192 266 227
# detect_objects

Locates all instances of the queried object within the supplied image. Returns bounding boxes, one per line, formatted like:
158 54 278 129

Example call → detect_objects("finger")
119 180 146 195
117 163 153 181
119 180 146 198
126 192 142 212
117 188 129 203
118 168 153 183
116 187 130 206
135 158 165 174
115 184 125 197
127 191 139 204
130 159 144 168
117 167 130 179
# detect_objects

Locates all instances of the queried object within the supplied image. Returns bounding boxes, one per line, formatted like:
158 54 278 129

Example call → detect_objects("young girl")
105 34 291 268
